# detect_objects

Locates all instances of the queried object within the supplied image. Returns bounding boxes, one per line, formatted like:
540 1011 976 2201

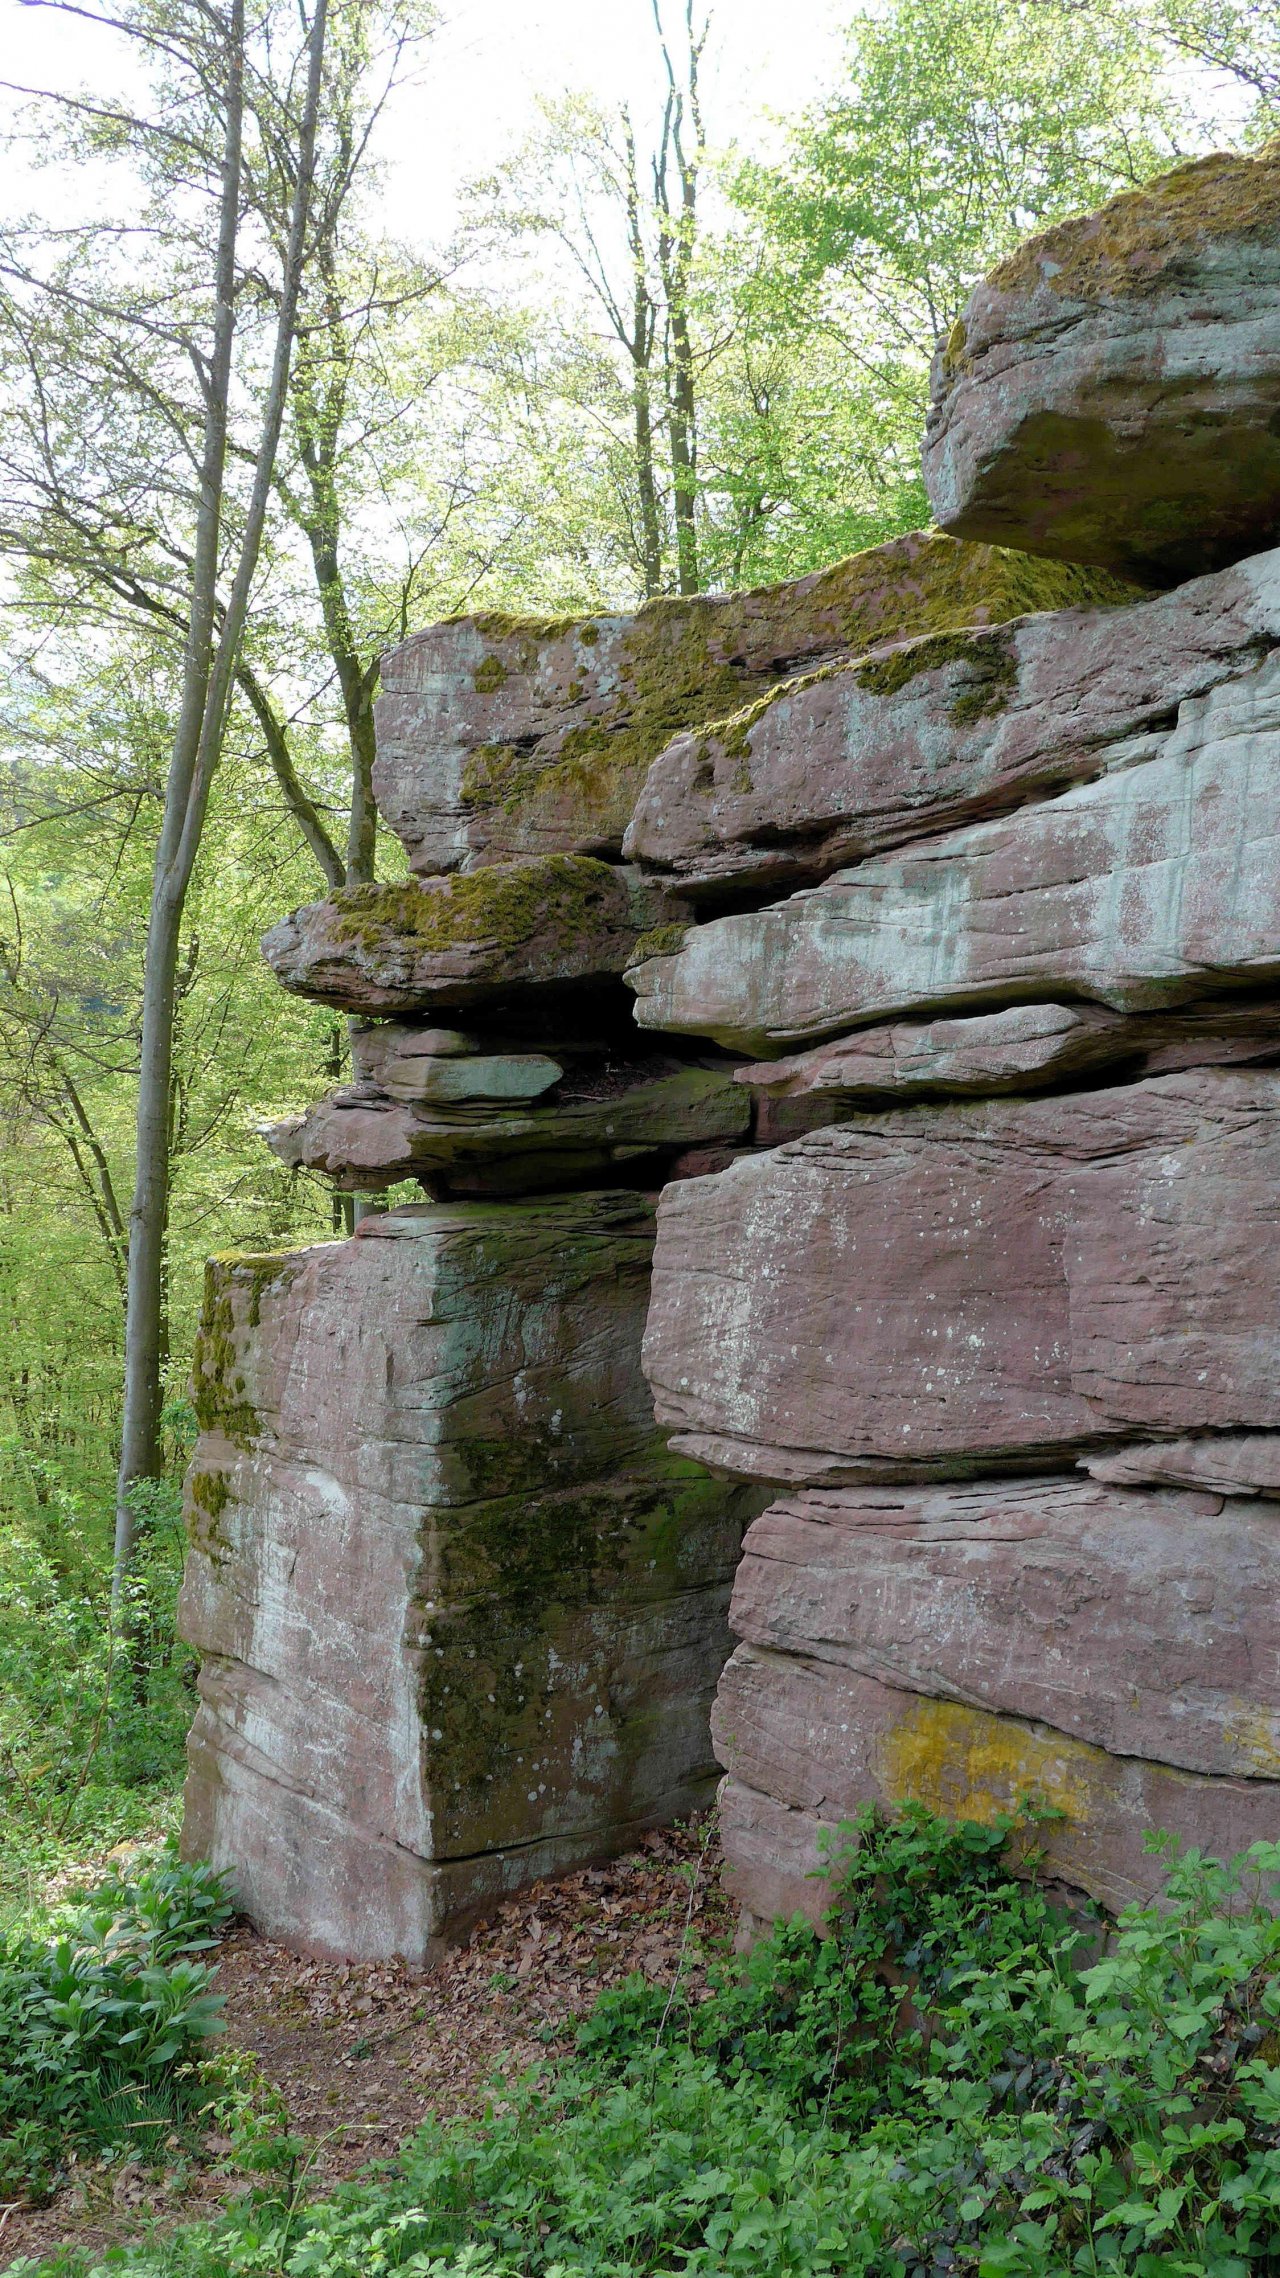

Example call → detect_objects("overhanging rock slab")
923 146 1280 587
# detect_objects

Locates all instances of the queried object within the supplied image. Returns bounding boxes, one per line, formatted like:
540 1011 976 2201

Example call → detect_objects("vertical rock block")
178 1194 754 1960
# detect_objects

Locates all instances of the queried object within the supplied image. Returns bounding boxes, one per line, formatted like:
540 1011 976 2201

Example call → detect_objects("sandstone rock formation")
624 551 1280 899
374 533 1127 879
262 857 684 1018
628 570 1280 1053
644 1069 1280 1483
923 145 1280 586
180 1202 758 1959
183 138 1280 1954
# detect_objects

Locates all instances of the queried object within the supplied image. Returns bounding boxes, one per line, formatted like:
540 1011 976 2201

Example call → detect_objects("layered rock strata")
180 1202 757 1960
373 532 1130 879
623 161 1280 1922
183 140 1280 1951
628 576 1280 1053
713 1478 1280 1921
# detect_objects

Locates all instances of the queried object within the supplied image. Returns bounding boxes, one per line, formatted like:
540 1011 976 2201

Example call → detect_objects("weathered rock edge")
923 145 1280 587
712 1474 1280 1919
178 1197 759 1961
629 606 1280 1055
643 1068 1280 1484
373 532 1133 877
623 545 1277 902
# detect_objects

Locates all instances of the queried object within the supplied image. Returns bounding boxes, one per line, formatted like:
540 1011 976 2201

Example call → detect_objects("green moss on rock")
473 655 508 694
190 1250 300 1447
987 141 1280 303
856 625 1018 723
627 922 690 967
326 857 623 964
450 532 1137 844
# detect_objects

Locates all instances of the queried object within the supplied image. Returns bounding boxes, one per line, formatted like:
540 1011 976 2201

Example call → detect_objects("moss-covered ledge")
373 529 1141 878
260 855 690 1016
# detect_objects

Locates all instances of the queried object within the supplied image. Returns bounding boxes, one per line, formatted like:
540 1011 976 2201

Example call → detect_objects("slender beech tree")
113 0 329 1595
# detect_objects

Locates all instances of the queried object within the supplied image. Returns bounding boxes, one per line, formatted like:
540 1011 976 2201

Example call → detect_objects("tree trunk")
113 0 329 1599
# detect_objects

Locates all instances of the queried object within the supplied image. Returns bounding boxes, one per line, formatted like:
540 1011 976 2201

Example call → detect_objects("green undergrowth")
20 1807 1280 2278
1 1435 200 1929
0 1853 235 2203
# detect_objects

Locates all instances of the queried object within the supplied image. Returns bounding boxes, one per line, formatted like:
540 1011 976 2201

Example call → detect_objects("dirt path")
3 1817 734 2270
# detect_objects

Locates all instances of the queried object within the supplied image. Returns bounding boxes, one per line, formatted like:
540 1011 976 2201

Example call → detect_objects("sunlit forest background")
0 0 1275 1900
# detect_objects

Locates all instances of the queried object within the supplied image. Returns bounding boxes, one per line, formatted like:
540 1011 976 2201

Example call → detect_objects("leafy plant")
0 1850 233 2199
25 1809 1280 2277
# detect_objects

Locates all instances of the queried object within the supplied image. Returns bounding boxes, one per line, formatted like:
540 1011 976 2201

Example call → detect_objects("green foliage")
0 1852 233 2200
27 1810 1280 2277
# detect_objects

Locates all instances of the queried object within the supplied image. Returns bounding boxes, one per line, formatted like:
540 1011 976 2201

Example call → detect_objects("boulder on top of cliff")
179 1194 758 1961
262 856 684 1017
268 1055 751 1196
623 548 1270 902
373 533 1133 877
643 1067 1280 1485
924 145 1280 587
629 635 1280 1056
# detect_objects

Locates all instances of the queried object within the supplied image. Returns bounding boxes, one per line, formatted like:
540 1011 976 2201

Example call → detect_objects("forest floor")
2 1816 736 2271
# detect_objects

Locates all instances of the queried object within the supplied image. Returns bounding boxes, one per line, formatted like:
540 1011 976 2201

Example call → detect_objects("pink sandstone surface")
643 1068 1280 1485
922 147 1280 587
178 1195 757 1960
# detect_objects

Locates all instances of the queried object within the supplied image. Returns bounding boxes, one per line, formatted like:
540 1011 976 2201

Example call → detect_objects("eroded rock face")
728 1479 1280 1779
373 535 1136 877
1081 1435 1280 1499
268 1058 751 1197
713 1475 1280 1918
644 1069 1280 1484
735 997 1280 1106
263 858 684 1017
623 546 1280 899
715 1662 1277 1927
923 147 1280 587
178 1199 758 1961
629 634 1280 1055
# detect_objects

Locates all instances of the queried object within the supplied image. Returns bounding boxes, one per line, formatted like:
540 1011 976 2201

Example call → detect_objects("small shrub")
21 1812 1280 2276
0 1851 233 2198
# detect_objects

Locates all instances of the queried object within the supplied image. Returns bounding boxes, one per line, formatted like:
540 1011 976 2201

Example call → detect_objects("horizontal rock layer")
644 1068 1280 1483
624 547 1271 900
178 1196 758 1960
715 1665 1278 1927
728 1478 1280 1780
713 1472 1280 1918
923 146 1280 587
629 636 1280 1055
269 1057 752 1196
735 997 1280 1105
263 858 683 1017
373 534 1128 877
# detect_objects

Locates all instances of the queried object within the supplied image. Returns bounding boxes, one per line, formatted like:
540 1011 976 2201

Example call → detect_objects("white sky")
1 0 850 244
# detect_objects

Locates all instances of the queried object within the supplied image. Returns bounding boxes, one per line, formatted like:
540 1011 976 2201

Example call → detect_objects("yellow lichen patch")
873 1694 1101 1828
1220 1704 1280 1777
986 140 1280 303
